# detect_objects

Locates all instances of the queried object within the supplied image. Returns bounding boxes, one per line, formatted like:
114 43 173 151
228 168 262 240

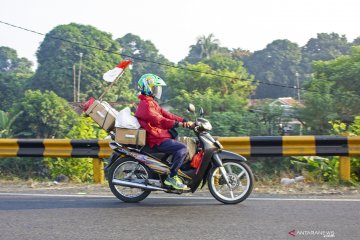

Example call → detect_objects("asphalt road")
0 193 359 240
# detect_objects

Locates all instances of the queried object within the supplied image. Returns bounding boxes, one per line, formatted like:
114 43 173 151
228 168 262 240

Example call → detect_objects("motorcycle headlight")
202 121 212 131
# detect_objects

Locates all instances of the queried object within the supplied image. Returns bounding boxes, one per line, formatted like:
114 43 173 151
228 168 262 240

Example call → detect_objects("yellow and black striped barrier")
0 139 112 158
1 136 359 183
0 139 112 184
217 136 360 157
1 136 359 158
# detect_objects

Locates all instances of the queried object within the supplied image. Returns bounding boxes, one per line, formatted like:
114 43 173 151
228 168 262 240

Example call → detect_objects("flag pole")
99 72 124 100
99 59 133 101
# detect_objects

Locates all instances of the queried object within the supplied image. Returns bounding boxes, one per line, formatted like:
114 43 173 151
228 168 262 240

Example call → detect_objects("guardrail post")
339 156 351 181
93 158 104 184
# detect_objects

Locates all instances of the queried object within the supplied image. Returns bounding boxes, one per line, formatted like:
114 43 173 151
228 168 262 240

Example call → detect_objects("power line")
7 20 357 100
0 20 308 91
0 20 325 93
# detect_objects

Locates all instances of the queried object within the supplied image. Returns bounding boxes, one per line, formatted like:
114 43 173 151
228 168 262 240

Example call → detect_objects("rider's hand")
183 121 194 128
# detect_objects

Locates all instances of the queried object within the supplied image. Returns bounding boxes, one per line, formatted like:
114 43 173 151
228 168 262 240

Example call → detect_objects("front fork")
213 152 231 186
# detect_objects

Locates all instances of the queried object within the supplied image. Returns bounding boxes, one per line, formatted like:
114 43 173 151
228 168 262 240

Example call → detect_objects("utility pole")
73 64 76 102
77 53 83 102
295 72 300 101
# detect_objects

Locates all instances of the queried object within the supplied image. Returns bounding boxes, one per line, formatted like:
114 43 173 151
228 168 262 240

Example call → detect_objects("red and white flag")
103 59 133 82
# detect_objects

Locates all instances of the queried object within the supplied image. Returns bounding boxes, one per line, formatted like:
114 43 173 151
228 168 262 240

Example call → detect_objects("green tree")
0 46 33 74
0 110 23 138
244 40 302 98
0 73 28 111
353 37 360 46
12 90 78 138
181 34 220 64
0 47 34 111
165 55 254 109
312 47 360 116
299 46 360 134
30 23 132 102
250 104 285 135
116 33 172 88
301 33 351 74
164 54 256 137
299 78 337 134
230 48 252 61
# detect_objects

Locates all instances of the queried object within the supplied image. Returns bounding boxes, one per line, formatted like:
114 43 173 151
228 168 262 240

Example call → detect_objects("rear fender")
105 152 122 170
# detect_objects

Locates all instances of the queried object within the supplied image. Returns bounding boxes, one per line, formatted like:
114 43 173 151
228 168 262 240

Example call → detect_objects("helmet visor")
153 86 162 99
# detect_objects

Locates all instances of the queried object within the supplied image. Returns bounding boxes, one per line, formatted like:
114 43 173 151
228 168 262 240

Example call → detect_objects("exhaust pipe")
112 179 166 191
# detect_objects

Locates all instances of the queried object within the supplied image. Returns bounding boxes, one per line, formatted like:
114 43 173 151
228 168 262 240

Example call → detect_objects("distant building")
249 97 304 135
269 97 304 116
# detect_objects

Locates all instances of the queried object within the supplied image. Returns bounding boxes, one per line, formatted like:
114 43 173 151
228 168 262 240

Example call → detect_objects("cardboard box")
85 100 117 132
115 128 146 146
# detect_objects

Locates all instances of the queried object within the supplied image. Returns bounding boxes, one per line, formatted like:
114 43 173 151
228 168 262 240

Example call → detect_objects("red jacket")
135 95 184 147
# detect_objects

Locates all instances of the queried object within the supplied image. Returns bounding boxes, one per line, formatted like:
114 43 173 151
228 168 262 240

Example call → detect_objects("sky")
0 0 360 67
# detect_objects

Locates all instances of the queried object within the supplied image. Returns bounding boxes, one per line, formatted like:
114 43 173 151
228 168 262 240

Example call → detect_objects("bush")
0 157 47 179
44 116 107 182
248 157 293 182
291 156 340 183
44 157 93 182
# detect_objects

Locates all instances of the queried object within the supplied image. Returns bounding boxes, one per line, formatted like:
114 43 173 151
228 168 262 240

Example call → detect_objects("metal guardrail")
0 139 112 158
1 136 359 183
217 136 360 157
1 136 360 158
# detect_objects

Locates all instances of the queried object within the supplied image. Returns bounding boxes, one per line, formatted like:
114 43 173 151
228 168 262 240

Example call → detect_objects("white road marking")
0 192 359 202
0 192 114 198
248 197 360 202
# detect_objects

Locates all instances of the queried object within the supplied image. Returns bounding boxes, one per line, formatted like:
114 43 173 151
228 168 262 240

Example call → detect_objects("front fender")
217 150 247 162
206 150 248 187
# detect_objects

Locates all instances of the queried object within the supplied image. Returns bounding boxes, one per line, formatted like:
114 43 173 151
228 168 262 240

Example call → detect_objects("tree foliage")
12 90 78 138
0 47 34 111
353 37 360 46
164 54 256 137
244 39 302 99
0 46 33 74
301 33 351 73
0 73 29 111
299 80 336 134
0 110 23 138
30 23 132 102
165 57 254 114
116 33 172 88
300 46 360 134
181 34 221 64
44 116 107 182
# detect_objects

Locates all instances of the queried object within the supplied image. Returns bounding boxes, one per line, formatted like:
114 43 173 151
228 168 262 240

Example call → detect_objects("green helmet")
138 74 166 99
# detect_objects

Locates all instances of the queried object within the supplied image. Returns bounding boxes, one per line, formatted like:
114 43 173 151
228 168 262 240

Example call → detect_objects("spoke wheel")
108 158 152 203
208 160 254 204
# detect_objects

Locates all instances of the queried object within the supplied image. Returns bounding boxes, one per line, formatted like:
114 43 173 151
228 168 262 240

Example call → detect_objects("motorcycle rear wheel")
109 158 152 203
208 160 254 204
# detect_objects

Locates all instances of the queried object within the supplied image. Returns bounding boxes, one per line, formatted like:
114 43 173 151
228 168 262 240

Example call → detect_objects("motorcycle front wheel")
208 160 254 204
108 158 153 203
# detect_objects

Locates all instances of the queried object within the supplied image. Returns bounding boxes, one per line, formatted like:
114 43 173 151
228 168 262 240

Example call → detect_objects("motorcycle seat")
140 145 171 162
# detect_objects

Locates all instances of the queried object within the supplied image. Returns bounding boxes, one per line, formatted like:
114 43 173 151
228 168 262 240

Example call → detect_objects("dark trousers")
157 139 188 177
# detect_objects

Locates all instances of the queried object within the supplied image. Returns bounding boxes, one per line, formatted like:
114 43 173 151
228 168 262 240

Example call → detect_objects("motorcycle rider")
135 74 193 190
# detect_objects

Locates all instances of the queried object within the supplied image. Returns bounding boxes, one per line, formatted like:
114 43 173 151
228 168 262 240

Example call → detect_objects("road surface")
0 192 359 239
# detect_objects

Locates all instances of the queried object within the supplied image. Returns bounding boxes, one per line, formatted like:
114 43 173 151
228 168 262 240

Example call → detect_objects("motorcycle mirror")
188 104 196 113
199 107 204 117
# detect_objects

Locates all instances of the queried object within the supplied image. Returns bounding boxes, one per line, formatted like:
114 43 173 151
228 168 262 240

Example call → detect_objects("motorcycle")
106 104 254 204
